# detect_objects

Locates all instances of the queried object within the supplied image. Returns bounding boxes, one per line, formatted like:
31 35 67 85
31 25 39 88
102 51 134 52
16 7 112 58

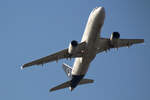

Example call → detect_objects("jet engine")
110 32 120 40
68 40 78 54
110 32 120 47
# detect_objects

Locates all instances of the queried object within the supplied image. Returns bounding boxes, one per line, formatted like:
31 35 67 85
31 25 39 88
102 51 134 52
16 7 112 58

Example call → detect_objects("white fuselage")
72 7 105 76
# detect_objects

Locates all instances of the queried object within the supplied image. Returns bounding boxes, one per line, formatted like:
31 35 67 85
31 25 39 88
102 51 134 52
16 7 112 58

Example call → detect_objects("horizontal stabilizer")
78 79 94 85
50 79 94 92
50 81 71 92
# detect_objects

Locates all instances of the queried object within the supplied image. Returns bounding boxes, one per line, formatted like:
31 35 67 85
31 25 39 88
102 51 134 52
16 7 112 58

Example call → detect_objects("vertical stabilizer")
62 63 72 78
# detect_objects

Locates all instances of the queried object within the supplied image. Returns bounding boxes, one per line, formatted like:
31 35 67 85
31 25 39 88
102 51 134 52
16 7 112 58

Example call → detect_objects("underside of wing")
96 38 144 54
21 49 69 69
21 42 86 69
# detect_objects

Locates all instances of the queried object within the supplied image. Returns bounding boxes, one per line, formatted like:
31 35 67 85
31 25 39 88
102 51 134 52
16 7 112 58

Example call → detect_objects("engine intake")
71 40 78 47
68 40 78 54
110 32 120 40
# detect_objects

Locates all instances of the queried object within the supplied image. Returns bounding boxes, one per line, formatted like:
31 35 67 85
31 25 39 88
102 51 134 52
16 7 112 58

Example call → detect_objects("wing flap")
21 49 68 69
96 38 144 54
21 42 86 69
114 39 144 47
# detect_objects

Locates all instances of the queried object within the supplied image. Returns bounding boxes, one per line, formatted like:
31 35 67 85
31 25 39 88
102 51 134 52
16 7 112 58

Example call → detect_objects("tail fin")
62 63 72 78
49 79 94 92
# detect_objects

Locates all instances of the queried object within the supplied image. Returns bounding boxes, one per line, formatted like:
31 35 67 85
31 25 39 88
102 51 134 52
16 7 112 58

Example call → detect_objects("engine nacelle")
110 32 120 40
68 40 78 54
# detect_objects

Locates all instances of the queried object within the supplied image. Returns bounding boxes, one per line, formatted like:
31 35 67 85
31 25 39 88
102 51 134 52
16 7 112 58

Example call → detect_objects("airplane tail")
50 78 94 92
62 63 72 78
49 63 94 92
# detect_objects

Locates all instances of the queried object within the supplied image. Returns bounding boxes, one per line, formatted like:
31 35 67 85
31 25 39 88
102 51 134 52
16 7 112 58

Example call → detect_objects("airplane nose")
96 7 105 13
96 7 105 20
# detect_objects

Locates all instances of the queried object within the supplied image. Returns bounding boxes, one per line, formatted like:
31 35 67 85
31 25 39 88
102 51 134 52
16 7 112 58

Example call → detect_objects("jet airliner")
21 7 144 92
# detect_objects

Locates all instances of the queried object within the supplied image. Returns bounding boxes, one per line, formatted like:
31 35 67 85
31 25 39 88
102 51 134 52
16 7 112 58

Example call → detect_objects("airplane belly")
81 7 105 44
72 7 105 76
72 57 91 75
72 48 97 75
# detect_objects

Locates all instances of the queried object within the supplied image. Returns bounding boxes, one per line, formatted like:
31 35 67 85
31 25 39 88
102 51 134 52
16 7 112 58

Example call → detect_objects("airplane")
21 7 144 92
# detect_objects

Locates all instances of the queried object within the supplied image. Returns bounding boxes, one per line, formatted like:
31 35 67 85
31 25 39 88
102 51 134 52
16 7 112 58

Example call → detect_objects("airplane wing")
21 42 86 69
96 38 144 54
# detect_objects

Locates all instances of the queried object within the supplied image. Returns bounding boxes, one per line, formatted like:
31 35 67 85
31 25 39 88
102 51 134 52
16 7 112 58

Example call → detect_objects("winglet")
21 65 24 70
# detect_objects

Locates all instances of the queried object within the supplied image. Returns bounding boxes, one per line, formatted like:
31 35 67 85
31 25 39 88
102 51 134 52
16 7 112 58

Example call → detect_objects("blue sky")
0 0 150 100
